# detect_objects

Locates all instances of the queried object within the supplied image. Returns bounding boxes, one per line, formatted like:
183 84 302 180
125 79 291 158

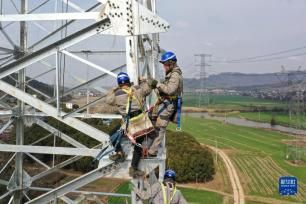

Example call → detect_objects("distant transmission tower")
275 65 306 123
194 54 211 107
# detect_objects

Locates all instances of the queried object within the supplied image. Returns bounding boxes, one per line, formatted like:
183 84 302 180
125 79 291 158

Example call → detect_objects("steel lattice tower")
0 1 169 203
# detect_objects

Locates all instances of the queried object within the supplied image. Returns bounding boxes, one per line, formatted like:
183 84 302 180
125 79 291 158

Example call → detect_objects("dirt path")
208 146 245 204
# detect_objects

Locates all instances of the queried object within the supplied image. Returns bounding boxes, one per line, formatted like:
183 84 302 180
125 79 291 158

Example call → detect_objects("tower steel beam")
0 144 101 157
0 153 16 175
34 119 86 148
0 12 100 22
31 154 90 182
14 0 27 203
0 18 111 80
24 111 121 119
61 50 117 78
0 1 169 203
25 162 117 204
44 64 126 104
60 0 85 12
29 3 102 49
24 153 50 169
0 80 109 142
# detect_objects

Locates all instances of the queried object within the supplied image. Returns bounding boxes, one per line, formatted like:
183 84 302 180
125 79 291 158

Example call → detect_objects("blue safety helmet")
164 169 176 181
160 51 177 63
117 72 130 85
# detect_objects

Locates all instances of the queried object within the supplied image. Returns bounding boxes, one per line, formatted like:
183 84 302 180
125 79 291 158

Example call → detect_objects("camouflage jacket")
134 181 188 204
104 80 151 117
156 66 183 98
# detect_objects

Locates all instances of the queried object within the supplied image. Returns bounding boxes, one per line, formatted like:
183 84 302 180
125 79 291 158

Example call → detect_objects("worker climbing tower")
0 0 169 203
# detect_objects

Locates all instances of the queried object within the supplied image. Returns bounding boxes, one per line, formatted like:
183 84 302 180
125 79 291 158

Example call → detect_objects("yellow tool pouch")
123 87 154 139
127 112 154 139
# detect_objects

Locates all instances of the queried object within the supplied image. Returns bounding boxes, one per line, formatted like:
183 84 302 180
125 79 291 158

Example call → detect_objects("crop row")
232 154 306 202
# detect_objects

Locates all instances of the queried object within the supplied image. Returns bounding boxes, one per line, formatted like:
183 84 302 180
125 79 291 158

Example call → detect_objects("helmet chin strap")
119 83 131 88
165 61 176 74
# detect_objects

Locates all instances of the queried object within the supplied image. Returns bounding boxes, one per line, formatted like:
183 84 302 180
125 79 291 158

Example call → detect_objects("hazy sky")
157 0 306 77
1 0 306 84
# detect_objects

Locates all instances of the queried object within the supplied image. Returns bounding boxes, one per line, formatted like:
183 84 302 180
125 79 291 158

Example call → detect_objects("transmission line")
210 44 306 64
211 51 306 64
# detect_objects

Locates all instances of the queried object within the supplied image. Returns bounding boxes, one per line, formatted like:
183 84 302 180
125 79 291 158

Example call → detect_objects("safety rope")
176 96 182 131
122 87 144 112
121 87 141 147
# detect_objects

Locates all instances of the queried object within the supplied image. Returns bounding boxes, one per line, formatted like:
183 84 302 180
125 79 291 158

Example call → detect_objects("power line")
210 44 306 64
230 45 306 62
210 51 306 64
70 50 125 55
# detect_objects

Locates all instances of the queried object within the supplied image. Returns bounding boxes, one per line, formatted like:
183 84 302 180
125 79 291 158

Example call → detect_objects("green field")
180 187 224 204
169 116 306 202
226 111 306 129
183 93 286 109
108 182 131 204
109 182 224 204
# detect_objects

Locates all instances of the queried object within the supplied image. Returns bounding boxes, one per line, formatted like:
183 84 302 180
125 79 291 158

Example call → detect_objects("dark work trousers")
131 136 145 169
110 128 123 153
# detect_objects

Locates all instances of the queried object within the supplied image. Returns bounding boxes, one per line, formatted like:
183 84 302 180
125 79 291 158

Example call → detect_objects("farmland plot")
232 153 306 202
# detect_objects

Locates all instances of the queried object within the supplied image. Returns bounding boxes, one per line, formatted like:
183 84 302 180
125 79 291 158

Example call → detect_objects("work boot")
129 167 144 178
109 151 125 163
147 151 157 158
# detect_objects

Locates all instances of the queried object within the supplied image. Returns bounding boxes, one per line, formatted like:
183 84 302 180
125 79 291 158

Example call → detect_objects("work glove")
138 76 146 82
148 78 158 89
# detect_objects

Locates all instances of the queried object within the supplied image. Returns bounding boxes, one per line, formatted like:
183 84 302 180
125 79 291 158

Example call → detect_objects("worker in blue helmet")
159 51 177 63
133 169 187 203
117 72 130 85
100 72 153 177
147 51 183 157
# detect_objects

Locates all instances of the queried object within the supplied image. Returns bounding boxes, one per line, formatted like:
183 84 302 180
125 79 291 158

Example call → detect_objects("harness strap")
124 88 133 131
122 87 143 112
157 102 168 116
170 186 177 202
161 96 178 100
157 100 176 116
160 182 167 204
121 87 144 147
176 96 182 131
160 182 177 204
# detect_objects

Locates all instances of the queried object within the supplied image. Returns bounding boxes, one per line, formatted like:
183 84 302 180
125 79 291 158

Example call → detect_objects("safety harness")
93 87 146 161
160 182 177 204
122 87 144 148
155 95 182 131
151 69 183 131
93 128 124 162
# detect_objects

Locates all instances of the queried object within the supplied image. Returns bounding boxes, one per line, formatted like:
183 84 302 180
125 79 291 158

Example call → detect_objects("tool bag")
123 87 154 139
127 112 154 139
